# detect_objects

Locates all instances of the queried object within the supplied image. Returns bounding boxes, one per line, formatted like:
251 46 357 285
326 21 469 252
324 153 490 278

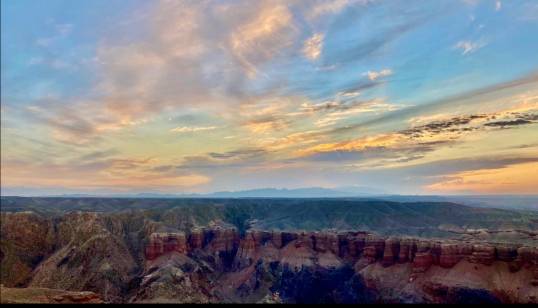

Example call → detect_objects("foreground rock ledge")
0 286 103 304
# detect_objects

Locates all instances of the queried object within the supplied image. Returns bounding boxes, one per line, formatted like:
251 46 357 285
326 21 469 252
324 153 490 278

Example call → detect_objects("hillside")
1 197 537 241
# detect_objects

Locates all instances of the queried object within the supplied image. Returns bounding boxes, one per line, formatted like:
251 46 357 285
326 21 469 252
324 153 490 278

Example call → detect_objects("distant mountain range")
42 186 388 199
191 186 389 198
3 186 537 211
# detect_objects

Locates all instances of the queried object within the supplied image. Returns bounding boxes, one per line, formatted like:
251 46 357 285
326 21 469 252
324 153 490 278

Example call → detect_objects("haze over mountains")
4 186 536 212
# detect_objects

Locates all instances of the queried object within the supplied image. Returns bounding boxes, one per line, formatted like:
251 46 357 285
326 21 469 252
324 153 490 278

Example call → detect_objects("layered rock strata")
144 228 538 280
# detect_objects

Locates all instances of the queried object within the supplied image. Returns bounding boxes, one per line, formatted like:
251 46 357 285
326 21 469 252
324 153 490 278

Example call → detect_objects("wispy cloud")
297 105 538 162
326 72 538 136
307 0 354 20
454 39 486 55
363 69 393 81
175 148 269 171
170 126 218 133
303 33 324 60
35 22 73 47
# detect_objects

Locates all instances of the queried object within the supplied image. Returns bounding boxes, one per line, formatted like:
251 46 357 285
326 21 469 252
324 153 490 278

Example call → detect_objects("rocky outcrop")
381 238 400 267
469 244 496 265
438 244 462 268
412 241 434 273
145 232 188 260
188 228 204 249
496 245 518 262
312 232 339 254
398 238 416 263
362 235 385 264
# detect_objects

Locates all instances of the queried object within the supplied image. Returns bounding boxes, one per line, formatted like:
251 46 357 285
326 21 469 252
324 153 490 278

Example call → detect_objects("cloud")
27 57 74 70
307 0 354 20
296 106 538 161
22 100 144 145
303 33 324 60
461 0 480 6
175 148 269 171
237 98 296 133
208 148 267 160
483 112 537 128
426 161 538 194
326 71 538 136
13 2 288 144
299 101 341 113
35 38 53 47
495 1 502 11
78 149 119 163
1 157 210 192
55 23 73 36
13 0 441 148
3 0 538 195
363 69 393 81
230 3 297 77
244 116 291 134
518 2 538 21
484 119 532 127
454 39 486 55
325 9 434 67
313 99 400 127
170 126 218 133
26 0 303 145
400 114 489 137
35 22 73 47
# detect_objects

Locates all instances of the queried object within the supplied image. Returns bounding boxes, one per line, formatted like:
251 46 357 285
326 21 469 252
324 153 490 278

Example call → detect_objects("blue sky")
1 0 538 195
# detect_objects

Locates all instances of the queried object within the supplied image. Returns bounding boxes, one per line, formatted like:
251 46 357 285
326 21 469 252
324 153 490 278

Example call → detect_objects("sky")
1 0 538 196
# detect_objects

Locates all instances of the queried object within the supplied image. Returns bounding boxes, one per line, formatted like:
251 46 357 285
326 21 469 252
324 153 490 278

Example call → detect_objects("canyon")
1 198 537 303
140 226 538 303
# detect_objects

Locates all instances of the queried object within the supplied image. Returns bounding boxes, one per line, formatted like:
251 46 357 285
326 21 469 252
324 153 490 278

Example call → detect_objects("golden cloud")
425 161 538 194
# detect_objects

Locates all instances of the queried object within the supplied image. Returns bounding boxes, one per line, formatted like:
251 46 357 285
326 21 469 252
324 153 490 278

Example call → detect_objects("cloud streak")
454 39 486 55
364 69 393 81
170 126 218 133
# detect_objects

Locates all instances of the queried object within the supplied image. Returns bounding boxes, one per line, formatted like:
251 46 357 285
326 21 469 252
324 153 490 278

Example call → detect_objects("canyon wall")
145 227 538 276
141 226 538 303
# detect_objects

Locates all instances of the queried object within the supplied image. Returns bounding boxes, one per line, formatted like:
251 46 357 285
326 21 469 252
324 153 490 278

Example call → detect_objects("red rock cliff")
144 227 538 283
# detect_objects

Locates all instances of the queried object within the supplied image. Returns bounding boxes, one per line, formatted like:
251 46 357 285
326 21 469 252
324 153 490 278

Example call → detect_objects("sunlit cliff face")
1 0 538 195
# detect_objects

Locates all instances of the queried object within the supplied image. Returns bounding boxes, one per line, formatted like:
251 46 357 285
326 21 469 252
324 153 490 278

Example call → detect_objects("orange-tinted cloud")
426 161 538 194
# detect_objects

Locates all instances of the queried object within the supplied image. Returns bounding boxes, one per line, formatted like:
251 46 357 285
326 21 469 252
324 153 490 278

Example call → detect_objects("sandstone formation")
143 227 538 282
145 232 188 260
139 225 536 303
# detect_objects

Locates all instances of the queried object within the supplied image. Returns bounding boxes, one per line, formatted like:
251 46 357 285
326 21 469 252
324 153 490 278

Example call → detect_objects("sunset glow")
1 0 537 195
